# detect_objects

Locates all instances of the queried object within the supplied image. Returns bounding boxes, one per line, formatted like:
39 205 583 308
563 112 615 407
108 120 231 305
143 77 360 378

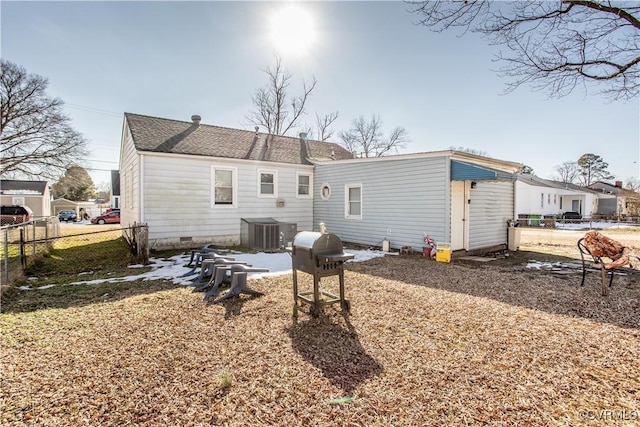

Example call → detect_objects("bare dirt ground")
518 227 640 258
1 227 638 426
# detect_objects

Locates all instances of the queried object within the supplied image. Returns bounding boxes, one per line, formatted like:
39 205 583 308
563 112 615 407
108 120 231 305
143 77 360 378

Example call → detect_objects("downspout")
444 158 451 245
512 178 517 223
139 154 144 224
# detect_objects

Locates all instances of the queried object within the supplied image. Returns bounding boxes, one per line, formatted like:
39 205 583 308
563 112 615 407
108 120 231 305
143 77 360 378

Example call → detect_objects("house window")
547 194 551 205
554 194 557 205
258 170 277 197
212 167 236 207
126 166 132 209
345 184 362 219
297 173 312 197
321 183 331 200
541 193 544 208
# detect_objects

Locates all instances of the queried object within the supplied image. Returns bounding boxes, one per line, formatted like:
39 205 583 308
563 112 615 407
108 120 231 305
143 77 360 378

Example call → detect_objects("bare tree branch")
554 161 580 183
406 0 640 100
1 59 88 180
339 115 409 157
303 111 339 141
245 55 317 136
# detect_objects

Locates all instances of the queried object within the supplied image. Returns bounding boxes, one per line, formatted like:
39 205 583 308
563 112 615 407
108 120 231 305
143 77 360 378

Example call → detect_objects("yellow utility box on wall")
435 242 451 263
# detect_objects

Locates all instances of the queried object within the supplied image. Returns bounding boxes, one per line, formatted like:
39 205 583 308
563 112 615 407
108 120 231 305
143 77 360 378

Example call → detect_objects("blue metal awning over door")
451 160 516 181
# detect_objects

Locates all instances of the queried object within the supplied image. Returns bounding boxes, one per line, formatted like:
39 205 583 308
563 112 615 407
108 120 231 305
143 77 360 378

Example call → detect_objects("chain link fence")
516 214 640 228
1 220 148 286
1 218 60 286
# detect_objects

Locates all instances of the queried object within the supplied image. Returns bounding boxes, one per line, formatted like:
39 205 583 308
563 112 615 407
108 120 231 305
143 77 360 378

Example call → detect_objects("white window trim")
257 169 278 198
296 171 313 199
344 183 362 220
211 165 238 208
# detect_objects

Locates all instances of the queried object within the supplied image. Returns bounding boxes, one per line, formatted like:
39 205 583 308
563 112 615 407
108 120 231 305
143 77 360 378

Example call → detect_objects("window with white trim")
212 167 236 207
345 184 362 219
540 193 544 208
126 166 132 209
297 172 312 197
258 170 277 197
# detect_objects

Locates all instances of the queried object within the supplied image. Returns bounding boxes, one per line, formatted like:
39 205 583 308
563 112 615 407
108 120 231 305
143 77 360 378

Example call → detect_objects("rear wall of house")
313 156 449 250
514 181 561 217
138 153 314 248
468 180 514 250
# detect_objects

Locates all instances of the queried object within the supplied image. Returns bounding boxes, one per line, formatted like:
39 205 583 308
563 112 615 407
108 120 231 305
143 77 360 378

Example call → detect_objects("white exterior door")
450 181 468 251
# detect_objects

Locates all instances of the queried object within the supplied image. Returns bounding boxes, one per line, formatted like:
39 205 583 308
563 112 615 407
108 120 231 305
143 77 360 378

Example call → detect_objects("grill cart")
290 231 354 317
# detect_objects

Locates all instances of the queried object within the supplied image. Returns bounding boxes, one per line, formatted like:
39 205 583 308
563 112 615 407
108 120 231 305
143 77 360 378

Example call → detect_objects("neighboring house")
0 180 50 218
110 170 120 209
119 113 353 249
50 199 100 219
312 152 521 253
587 181 639 217
515 175 610 220
119 113 522 253
51 198 79 216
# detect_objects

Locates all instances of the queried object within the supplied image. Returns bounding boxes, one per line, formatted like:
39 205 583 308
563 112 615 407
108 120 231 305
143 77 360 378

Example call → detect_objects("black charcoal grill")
291 231 354 317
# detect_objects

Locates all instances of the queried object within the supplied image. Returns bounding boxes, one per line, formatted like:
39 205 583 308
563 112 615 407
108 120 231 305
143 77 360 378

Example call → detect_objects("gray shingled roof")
124 113 353 165
0 180 47 195
516 174 606 194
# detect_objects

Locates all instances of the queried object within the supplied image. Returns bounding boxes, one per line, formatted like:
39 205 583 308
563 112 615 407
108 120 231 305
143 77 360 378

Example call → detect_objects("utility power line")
65 103 122 118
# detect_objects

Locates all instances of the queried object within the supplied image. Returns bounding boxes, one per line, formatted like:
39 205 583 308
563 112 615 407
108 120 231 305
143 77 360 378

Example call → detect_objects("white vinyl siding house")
119 113 521 253
468 180 514 249
119 123 140 223
314 155 449 250
313 152 520 253
119 113 352 248
125 152 316 247
514 175 607 220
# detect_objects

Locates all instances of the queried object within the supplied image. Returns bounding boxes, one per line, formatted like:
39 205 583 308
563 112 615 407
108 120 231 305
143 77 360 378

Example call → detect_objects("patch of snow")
555 221 639 230
20 249 388 290
526 261 558 270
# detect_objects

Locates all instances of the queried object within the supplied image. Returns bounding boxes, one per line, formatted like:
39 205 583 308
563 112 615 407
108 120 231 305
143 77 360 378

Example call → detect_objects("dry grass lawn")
1 228 639 426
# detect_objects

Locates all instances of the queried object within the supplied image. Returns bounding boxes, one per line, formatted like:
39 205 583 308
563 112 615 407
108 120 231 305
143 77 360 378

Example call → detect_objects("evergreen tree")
52 166 96 201
577 153 614 186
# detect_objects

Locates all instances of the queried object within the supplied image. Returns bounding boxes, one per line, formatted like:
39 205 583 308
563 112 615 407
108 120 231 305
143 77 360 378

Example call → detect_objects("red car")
91 210 120 225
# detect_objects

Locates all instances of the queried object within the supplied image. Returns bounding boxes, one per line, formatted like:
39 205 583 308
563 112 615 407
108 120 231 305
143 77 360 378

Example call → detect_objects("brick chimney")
615 180 622 188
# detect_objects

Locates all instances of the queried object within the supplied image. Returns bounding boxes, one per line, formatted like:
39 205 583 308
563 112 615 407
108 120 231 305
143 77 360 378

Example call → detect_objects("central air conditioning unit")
241 218 297 252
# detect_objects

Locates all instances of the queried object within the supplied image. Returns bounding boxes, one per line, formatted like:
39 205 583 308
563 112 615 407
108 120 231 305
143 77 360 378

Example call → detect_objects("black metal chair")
577 237 616 295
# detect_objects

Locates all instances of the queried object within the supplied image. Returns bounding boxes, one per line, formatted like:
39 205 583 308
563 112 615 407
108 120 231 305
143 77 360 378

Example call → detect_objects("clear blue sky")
2 1 639 188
